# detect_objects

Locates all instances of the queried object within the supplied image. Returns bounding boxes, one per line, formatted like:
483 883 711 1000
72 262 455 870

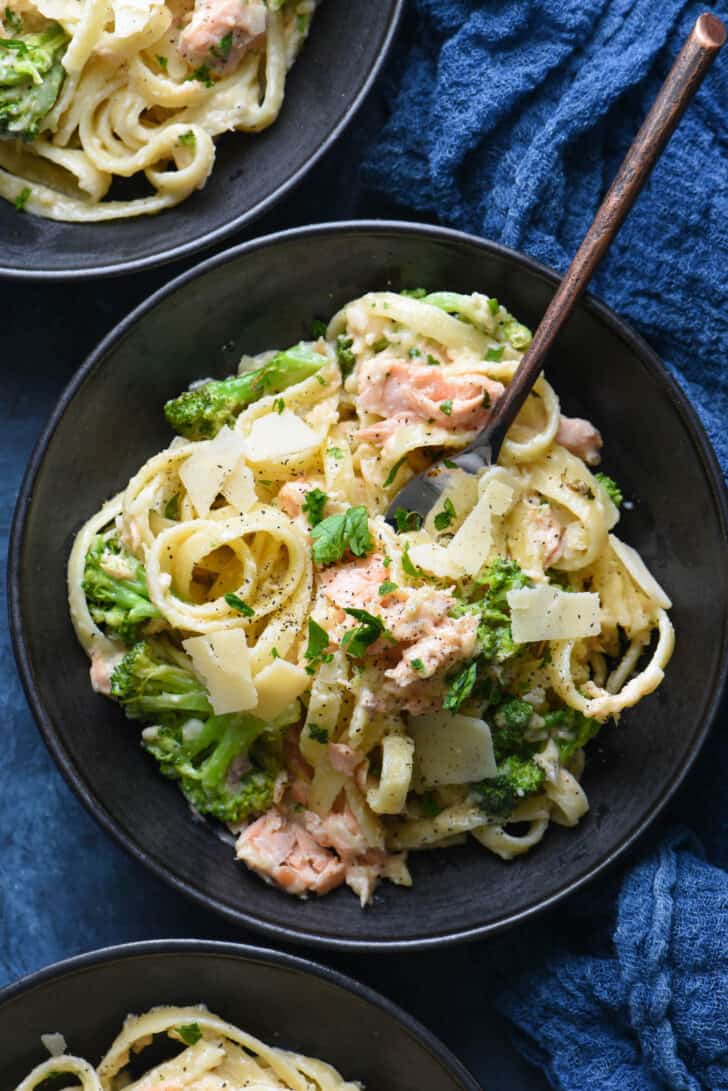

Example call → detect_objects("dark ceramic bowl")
0 940 480 1090
0 2 401 280
10 222 728 950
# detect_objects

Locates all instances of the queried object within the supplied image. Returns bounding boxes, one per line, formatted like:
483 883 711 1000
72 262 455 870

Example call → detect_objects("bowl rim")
0 937 481 1091
0 2 404 283
9 219 728 950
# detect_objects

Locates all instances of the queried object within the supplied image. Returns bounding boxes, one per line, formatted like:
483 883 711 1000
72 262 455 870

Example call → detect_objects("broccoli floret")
594 472 623 508
452 556 530 662
164 343 326 439
491 698 538 762
142 712 275 823
0 25 67 141
544 706 601 761
473 754 545 817
83 534 160 644
110 639 212 724
498 317 532 350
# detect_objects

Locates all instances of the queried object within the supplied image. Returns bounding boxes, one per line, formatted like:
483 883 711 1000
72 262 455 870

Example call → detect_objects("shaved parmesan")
245 409 320 464
410 712 496 789
609 534 672 609
407 542 465 580
41 1033 67 1057
508 585 601 642
182 631 256 714
253 659 310 721
446 468 517 575
179 427 247 518
222 458 256 513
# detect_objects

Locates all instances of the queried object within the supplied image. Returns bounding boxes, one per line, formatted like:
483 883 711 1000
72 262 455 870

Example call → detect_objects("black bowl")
0 2 401 280
0 940 479 1090
10 222 728 949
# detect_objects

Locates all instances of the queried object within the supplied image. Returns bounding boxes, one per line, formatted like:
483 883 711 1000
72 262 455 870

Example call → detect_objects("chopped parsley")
426 353 441 366
378 580 398 596
372 336 389 353
336 335 355 377
487 297 499 315
155 53 168 69
211 30 233 61
401 287 427 298
401 544 425 579
224 593 254 617
443 459 457 469
302 487 328 527
439 400 453 416
382 555 392 567
177 1023 202 1046
341 608 392 658
443 660 478 713
178 130 196 147
311 318 327 338
304 618 332 673
311 506 373 565
434 497 456 532
383 455 408 488
326 446 344 460
296 12 309 33
186 64 214 87
272 397 285 414
308 724 329 744
271 647 280 659
408 347 421 358
14 186 30 212
392 507 422 533
164 493 180 520
410 657 426 672
4 6 21 31
486 345 504 362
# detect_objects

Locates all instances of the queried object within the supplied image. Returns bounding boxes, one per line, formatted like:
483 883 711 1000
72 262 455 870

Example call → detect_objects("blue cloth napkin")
364 3 728 1088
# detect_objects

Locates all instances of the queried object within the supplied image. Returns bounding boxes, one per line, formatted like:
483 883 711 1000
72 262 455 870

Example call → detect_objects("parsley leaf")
401 544 425 579
487 297 500 315
212 30 233 60
311 319 327 338
302 487 328 527
272 397 285 414
308 724 329 744
426 354 441 366
178 130 196 147
410 657 426 672
164 493 180 520
304 619 332 672
224 593 254 617
372 336 389 353
155 53 168 69
383 455 408 488
434 497 456 532
326 446 344 460
486 345 504 362
393 507 423 533
14 186 30 212
311 506 373 565
443 660 478 712
177 1023 202 1046
336 335 355 377
4 6 21 31
186 64 213 86
341 608 390 658
440 399 453 416
379 580 398 596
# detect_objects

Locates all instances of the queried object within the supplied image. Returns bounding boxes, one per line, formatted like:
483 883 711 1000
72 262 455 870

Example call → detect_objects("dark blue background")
1 83 724 1091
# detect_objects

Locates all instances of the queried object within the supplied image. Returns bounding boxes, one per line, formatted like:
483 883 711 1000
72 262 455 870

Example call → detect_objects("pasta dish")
15 1005 358 1090
0 0 315 220
68 289 675 905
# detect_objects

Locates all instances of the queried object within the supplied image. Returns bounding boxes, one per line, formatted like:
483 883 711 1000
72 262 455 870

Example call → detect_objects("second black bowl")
10 222 728 949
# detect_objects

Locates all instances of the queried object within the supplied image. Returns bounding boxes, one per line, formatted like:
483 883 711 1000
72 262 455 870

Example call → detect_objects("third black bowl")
10 221 728 949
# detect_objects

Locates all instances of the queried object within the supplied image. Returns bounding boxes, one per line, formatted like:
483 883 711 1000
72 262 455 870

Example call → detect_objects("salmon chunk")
355 356 504 439
179 0 266 70
235 808 346 897
556 414 603 465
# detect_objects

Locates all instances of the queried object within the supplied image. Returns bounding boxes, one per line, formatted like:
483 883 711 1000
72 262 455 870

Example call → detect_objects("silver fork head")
384 439 494 527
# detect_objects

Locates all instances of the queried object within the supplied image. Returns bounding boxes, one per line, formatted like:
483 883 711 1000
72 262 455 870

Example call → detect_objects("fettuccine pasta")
0 0 315 220
67 289 675 905
15 1005 359 1091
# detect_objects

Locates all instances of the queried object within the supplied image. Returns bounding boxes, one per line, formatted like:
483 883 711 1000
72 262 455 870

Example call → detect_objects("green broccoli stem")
164 343 326 440
0 25 68 140
198 714 267 788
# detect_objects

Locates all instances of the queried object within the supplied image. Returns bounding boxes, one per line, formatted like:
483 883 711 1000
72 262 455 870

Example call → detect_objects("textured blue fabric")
364 0 728 471
364 4 728 1089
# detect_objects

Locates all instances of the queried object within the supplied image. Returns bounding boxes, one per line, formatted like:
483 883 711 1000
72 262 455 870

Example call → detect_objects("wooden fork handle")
485 12 726 455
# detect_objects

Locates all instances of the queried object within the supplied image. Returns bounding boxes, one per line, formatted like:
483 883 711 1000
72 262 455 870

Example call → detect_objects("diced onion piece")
182 631 256 714
245 409 320 464
253 659 310 721
222 457 256 513
507 585 601 642
407 542 465 580
609 533 672 609
41 1033 67 1057
409 712 496 789
179 426 247 518
447 468 517 575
